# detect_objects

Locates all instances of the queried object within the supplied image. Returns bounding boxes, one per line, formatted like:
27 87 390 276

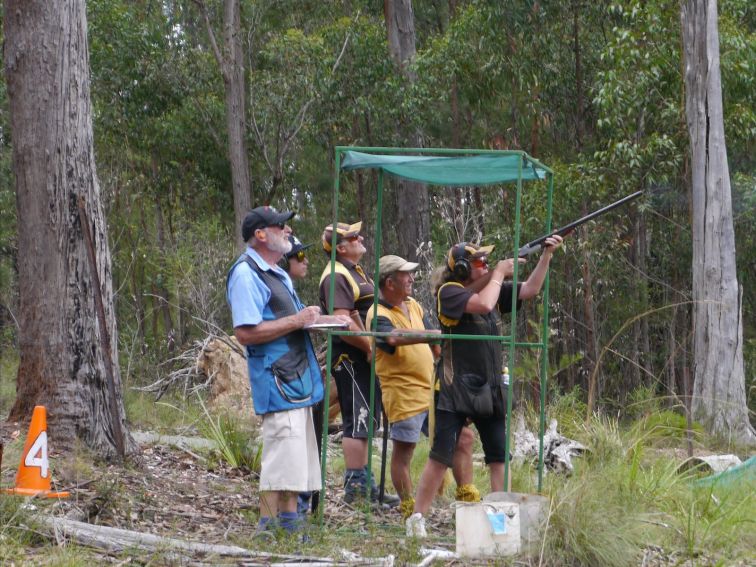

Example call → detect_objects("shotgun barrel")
517 191 643 257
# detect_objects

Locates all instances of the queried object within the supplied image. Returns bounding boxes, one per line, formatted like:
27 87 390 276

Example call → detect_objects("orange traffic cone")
2 406 69 498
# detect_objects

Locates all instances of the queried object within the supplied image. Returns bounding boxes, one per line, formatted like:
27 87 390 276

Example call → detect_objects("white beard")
265 229 292 254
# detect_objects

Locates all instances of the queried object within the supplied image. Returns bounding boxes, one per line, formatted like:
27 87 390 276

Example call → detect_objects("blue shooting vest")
228 255 323 414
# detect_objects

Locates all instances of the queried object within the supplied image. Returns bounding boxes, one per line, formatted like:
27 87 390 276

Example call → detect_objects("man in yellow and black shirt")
364 255 441 513
319 221 399 507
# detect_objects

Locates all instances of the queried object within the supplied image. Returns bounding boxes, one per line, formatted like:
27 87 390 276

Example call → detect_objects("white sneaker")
405 512 427 538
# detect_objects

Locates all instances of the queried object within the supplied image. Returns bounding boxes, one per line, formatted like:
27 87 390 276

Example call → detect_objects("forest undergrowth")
0 349 754 566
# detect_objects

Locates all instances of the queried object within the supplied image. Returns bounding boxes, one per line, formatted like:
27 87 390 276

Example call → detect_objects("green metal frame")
318 146 554 522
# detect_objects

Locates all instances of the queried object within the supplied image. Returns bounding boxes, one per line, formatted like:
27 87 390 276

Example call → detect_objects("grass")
0 496 41 560
196 395 262 472
534 412 755 566
0 347 18 418
2 355 754 566
123 388 207 434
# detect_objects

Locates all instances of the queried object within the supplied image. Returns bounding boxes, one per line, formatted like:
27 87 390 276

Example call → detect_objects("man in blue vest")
227 207 349 536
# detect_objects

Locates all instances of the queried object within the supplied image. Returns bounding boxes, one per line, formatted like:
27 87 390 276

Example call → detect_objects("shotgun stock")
517 191 643 257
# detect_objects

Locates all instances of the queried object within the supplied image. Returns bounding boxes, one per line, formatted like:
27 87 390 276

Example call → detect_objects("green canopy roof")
340 150 548 186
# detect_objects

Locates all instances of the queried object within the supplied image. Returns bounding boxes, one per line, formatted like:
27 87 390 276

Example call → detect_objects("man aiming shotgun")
405 191 642 537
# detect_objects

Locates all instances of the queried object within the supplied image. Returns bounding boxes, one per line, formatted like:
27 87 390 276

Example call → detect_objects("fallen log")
36 515 394 565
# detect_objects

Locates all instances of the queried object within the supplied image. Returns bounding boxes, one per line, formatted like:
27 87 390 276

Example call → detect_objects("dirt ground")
1 422 456 563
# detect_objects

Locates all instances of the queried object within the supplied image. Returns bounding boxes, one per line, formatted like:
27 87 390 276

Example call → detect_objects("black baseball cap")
241 206 295 242
284 235 313 259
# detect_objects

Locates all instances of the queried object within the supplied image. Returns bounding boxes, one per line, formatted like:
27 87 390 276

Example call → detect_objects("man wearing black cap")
406 235 563 537
227 206 349 537
318 221 399 507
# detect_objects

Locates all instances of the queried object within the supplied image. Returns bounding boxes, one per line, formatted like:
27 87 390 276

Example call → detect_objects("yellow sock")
455 483 481 502
400 498 415 520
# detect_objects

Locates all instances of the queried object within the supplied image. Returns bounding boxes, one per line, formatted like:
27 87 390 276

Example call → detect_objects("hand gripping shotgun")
517 191 643 257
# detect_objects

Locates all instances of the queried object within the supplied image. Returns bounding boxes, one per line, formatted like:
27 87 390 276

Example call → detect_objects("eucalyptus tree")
88 0 233 354
681 0 754 444
587 1 687 407
248 26 340 205
3 0 133 457
383 0 431 267
193 0 251 247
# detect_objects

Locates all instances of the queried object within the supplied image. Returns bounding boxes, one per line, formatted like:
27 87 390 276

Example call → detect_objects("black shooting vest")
435 282 506 418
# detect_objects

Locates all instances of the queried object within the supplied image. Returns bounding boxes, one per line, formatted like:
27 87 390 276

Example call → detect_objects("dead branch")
36 515 394 565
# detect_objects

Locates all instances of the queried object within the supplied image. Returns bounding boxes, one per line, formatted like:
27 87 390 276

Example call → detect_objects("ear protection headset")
450 242 472 282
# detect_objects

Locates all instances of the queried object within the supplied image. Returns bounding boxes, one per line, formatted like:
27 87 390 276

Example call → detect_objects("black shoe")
370 485 400 507
343 472 368 504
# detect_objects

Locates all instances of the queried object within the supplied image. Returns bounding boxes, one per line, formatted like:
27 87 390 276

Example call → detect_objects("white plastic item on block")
485 492 548 554
455 501 521 558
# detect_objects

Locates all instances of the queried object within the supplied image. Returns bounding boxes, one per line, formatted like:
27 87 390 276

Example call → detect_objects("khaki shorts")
259 406 322 493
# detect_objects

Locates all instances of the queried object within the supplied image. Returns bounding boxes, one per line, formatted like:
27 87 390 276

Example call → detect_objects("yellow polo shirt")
365 298 435 423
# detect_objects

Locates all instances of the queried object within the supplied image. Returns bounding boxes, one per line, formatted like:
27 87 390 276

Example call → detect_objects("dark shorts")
332 351 381 439
429 409 506 467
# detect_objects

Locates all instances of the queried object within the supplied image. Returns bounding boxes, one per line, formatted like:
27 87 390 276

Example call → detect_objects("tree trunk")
200 0 252 248
581 242 599 411
667 303 677 407
637 212 653 384
628 210 642 392
384 0 431 265
224 0 252 244
572 0 584 151
4 0 134 457
681 0 754 444
153 196 175 351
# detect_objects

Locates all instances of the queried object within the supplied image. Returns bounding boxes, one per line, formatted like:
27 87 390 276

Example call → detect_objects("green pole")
504 158 524 490
317 146 556 515
537 173 555 492
364 170 385 506
318 148 343 524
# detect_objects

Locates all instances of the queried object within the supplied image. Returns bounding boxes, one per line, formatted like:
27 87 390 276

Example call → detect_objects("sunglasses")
341 234 360 243
266 222 286 230
293 250 306 262
471 257 488 268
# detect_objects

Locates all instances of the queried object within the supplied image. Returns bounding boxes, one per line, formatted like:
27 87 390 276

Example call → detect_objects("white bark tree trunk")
4 0 134 457
681 0 754 444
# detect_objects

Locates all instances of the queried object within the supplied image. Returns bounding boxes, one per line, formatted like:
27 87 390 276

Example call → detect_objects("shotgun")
518 191 643 257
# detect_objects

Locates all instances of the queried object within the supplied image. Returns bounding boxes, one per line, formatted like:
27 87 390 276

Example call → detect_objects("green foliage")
0 496 46 561
540 412 754 566
547 386 589 439
631 410 704 445
197 397 261 473
625 384 662 419
668 483 756 559
0 348 17 417
124 391 205 434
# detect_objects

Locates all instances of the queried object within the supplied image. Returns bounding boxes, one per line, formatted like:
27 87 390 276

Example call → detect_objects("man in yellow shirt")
366 255 475 516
